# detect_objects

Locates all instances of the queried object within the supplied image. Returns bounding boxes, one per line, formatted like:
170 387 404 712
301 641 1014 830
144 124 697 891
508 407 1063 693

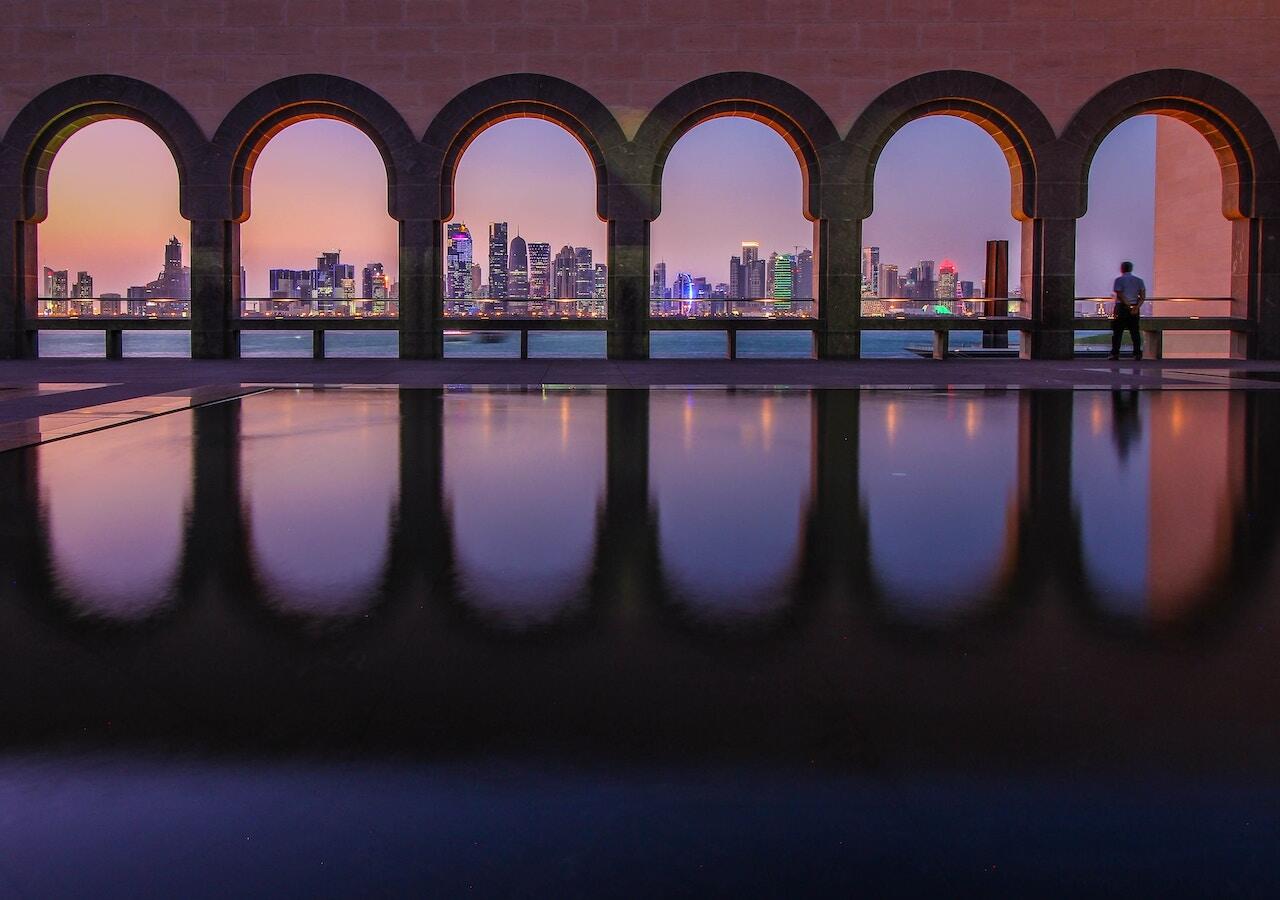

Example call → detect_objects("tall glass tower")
488 222 508 299
446 223 473 299
508 234 529 299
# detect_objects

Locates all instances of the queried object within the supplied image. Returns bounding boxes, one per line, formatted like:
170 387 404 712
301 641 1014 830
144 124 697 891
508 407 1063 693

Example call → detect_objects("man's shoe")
1134 353 1143 361
1107 353 1120 361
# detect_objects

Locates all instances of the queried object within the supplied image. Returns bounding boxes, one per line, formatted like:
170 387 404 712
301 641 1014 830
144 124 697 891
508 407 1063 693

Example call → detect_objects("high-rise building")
936 259 958 300
269 268 314 298
772 254 793 300
593 263 608 300
71 271 93 299
879 264 899 299
528 242 551 300
652 261 667 299
129 235 190 301
793 249 813 299
470 264 482 298
446 223 473 299
488 222 508 299
42 267 68 299
673 272 694 299
728 255 742 298
362 262 388 299
553 245 577 298
508 234 529 299
574 247 593 298
861 246 880 296
739 242 767 299
741 241 759 268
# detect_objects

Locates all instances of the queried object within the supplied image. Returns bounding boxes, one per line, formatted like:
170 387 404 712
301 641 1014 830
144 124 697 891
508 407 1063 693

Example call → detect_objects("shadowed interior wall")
1153 116 1234 356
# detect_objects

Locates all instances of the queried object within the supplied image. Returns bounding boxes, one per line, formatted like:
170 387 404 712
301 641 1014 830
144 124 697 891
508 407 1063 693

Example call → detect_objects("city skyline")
39 114 1163 299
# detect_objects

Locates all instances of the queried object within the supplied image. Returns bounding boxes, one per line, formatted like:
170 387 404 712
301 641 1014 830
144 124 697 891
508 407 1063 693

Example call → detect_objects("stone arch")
632 73 841 221
211 74 424 223
843 71 1057 222
423 74 626 222
0 75 208 223
1060 69 1280 220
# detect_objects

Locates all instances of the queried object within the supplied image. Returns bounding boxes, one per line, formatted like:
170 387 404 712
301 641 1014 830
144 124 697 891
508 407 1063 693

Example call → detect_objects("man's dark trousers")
1112 305 1142 358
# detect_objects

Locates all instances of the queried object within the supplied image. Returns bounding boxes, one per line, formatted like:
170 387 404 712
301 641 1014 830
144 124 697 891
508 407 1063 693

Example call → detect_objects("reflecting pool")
1 386 1278 893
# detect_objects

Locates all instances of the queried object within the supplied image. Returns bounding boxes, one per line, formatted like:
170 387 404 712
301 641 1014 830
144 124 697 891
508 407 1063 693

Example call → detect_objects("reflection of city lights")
1091 397 1105 437
760 396 774 452
560 395 571 451
885 402 898 444
683 394 695 451
1170 394 1185 437
964 401 979 439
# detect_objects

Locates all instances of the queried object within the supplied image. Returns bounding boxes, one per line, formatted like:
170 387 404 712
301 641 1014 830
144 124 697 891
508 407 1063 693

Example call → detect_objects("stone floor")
0 356 1277 427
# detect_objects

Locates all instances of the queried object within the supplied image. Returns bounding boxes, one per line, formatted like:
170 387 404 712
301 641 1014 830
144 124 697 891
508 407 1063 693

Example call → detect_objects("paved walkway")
0 357 1277 427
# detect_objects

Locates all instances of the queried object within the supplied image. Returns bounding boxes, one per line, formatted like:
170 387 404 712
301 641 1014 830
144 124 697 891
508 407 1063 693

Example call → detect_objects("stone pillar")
1011 391 1082 594
399 218 442 360
385 388 451 594
815 218 860 359
607 218 649 360
181 398 253 596
1021 217 1076 360
591 389 658 605
1234 217 1280 359
800 390 869 601
190 219 239 359
0 220 38 359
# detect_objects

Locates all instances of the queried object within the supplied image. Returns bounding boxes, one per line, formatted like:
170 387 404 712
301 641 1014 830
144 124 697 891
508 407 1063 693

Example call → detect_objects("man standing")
1109 261 1146 361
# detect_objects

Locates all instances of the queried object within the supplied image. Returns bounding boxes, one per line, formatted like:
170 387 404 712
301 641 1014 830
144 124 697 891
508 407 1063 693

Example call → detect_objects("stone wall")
1 0 1277 141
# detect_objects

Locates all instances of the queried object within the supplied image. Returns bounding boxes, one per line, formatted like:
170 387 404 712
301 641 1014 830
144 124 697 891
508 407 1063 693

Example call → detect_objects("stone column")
189 219 239 359
815 218 860 359
607 218 649 360
0 220 38 359
590 389 658 606
1234 217 1280 359
399 218 442 360
1021 217 1076 360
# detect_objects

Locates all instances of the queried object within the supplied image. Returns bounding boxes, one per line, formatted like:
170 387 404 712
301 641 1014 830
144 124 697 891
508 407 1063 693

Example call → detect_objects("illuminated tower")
446 223 473 299
936 259 958 300
879 264 899 299
488 222 508 299
574 247 593 298
793 249 813 299
508 234 529 299
593 263 608 300
553 245 577 298
741 242 766 298
528 242 551 300
861 246 879 296
772 254 793 300
652 261 667 298
362 262 388 299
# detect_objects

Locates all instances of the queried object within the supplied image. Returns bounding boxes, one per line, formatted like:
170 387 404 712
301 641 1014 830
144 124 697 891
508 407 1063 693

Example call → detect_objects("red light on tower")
939 259 958 275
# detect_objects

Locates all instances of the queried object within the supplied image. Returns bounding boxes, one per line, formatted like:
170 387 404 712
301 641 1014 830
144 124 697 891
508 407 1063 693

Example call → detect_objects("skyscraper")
42 267 67 299
470 264 482 298
772 254 793 300
879 264 898 298
673 272 694 300
793 249 813 299
593 263 608 300
728 255 742 298
446 223 473 299
362 262 388 299
741 242 766 299
488 222 508 299
528 242 551 300
861 246 880 296
574 247 593 299
936 259 958 300
553 245 577 299
508 234 529 299
652 261 667 299
71 271 93 299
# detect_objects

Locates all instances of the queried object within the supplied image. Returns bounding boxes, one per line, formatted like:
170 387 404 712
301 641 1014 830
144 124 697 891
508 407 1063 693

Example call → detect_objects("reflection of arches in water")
442 389 607 629
239 389 399 619
859 393 1023 622
39 412 192 621
648 390 814 625
1073 391 1245 624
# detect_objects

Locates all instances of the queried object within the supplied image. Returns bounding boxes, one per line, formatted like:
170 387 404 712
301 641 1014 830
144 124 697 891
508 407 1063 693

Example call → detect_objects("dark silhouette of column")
983 238 1010 349
384 388 452 595
180 397 254 594
815 219 861 359
0 220 38 358
189 219 239 359
1021 217 1076 360
399 218 443 359
798 390 871 603
591 389 660 604
607 219 650 360
1234 217 1280 359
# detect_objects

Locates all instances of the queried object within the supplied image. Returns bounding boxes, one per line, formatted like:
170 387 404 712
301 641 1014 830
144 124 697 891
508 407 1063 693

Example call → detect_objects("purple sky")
40 113 1161 298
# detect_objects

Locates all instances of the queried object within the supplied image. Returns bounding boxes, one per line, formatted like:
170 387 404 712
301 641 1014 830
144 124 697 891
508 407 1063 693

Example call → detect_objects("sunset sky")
39 113 1165 299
